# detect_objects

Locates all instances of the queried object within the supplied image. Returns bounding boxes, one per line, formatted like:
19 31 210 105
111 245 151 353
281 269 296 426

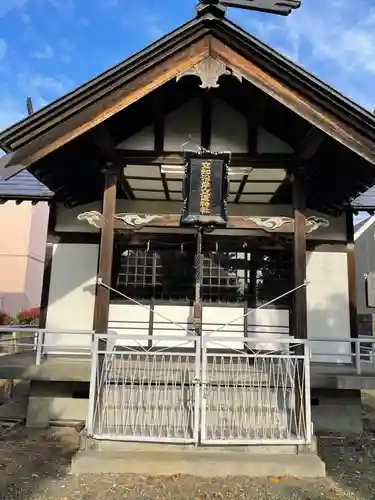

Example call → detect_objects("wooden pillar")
292 172 308 441
39 203 56 329
94 171 117 334
292 174 307 340
346 211 358 340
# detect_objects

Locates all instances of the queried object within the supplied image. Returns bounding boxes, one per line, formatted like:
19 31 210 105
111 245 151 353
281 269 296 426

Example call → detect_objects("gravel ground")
0 413 375 500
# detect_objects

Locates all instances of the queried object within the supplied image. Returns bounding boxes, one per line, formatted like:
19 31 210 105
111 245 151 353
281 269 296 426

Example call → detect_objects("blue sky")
1 0 375 132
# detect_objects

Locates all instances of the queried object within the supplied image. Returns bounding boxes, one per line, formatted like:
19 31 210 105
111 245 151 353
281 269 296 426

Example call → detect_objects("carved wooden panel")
77 211 330 234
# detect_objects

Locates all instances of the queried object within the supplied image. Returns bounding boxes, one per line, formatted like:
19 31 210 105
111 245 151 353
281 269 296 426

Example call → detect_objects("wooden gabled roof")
0 6 375 213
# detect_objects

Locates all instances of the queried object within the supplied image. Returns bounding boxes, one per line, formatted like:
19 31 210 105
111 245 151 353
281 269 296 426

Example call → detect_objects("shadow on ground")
1 410 375 499
0 426 79 500
317 390 375 500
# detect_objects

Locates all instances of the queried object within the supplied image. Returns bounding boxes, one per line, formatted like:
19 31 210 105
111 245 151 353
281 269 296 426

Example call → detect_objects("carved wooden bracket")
77 211 106 229
77 211 330 234
248 216 330 234
176 56 242 89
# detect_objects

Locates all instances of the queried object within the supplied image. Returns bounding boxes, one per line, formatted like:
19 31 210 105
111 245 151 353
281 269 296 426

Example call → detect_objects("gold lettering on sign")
200 161 212 214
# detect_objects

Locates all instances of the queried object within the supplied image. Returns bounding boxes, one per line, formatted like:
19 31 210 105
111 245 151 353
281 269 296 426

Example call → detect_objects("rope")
206 280 310 337
195 228 203 302
96 278 196 335
97 278 308 339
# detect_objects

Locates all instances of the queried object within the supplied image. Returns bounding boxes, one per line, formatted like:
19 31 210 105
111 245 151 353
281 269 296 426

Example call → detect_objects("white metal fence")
200 336 310 445
1 327 375 377
87 334 200 443
0 327 94 364
87 334 312 446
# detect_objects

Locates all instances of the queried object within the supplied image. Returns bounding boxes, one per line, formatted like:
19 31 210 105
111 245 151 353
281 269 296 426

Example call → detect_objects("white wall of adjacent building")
0 201 49 315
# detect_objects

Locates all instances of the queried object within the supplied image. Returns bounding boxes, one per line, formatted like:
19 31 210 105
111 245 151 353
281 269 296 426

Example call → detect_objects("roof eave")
0 194 53 202
0 15 208 152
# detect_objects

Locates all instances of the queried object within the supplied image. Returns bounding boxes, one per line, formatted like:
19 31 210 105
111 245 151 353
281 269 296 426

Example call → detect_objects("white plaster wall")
116 125 154 150
306 251 351 363
45 243 99 353
247 309 290 352
203 306 245 350
114 97 296 155
107 303 290 352
108 303 195 349
211 99 247 153
258 128 294 154
108 303 150 348
164 98 201 150
153 305 195 348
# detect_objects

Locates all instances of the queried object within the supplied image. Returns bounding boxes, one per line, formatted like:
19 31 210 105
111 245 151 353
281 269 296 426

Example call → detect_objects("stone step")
80 436 318 455
71 444 325 478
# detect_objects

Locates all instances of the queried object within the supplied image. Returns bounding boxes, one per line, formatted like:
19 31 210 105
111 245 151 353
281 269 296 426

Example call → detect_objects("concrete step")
71 445 325 478
80 437 318 455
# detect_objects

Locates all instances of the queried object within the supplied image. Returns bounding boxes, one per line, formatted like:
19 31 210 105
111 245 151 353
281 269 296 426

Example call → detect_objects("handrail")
0 326 375 375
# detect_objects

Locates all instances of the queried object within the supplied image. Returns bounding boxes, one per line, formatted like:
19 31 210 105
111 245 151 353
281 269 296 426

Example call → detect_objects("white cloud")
17 73 74 96
233 0 375 110
0 39 7 60
0 0 28 18
31 43 54 60
0 96 25 132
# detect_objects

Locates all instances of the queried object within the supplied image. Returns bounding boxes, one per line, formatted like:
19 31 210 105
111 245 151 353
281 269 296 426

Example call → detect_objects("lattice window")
116 248 194 302
202 252 251 304
254 249 293 307
114 244 293 307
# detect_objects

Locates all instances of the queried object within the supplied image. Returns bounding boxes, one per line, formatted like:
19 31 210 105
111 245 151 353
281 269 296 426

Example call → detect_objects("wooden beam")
117 150 293 168
92 124 118 163
160 168 170 201
0 38 211 176
94 171 117 334
153 89 165 151
210 38 375 166
201 90 212 150
271 127 324 203
234 174 248 203
292 173 307 339
108 212 328 234
295 127 325 162
234 94 267 203
93 124 135 200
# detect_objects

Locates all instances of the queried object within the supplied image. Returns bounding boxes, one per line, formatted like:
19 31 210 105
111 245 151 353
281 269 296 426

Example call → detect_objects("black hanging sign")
180 153 230 226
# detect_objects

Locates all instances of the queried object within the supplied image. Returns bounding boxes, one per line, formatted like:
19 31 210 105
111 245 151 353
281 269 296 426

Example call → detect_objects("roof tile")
0 170 53 199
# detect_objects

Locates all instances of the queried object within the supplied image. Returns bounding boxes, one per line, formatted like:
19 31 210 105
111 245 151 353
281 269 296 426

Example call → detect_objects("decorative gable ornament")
176 57 242 89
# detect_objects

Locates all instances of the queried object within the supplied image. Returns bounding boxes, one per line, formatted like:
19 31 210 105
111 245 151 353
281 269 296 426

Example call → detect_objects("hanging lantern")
180 152 230 227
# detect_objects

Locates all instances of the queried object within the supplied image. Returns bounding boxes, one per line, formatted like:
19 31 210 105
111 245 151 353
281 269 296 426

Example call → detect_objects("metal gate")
87 334 201 443
87 333 311 445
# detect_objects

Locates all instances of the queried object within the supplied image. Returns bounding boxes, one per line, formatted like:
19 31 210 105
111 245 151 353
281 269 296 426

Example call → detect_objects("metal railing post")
355 341 361 375
35 330 44 365
304 342 312 444
86 334 99 436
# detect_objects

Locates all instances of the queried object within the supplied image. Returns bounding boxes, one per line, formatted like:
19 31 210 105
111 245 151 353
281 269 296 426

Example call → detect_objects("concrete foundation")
71 442 326 478
311 389 363 435
26 380 88 428
25 381 364 437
